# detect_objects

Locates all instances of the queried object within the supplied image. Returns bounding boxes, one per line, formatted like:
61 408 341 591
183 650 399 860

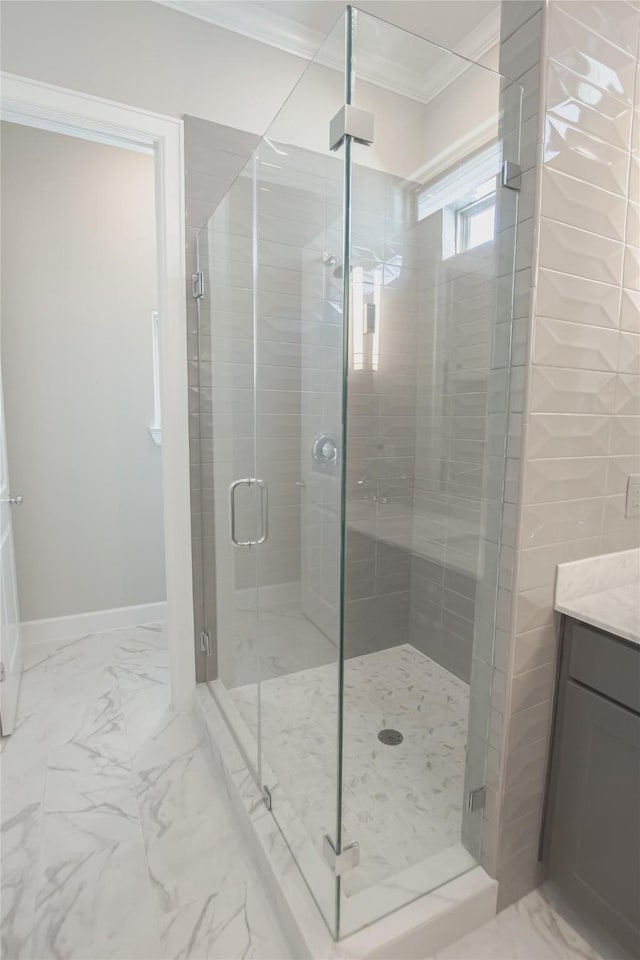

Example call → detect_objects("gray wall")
1 122 164 622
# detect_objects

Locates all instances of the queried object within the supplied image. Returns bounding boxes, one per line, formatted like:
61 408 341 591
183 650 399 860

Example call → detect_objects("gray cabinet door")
548 679 640 956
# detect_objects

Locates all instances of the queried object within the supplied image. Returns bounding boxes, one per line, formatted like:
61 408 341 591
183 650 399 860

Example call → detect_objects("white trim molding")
0 73 195 711
160 1 500 106
20 603 168 647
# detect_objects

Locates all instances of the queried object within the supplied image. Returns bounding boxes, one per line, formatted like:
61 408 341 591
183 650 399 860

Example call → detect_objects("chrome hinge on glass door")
192 271 204 299
467 786 486 813
323 835 359 875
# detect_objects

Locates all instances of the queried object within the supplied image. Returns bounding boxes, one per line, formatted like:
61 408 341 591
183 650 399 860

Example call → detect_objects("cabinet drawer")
568 620 640 713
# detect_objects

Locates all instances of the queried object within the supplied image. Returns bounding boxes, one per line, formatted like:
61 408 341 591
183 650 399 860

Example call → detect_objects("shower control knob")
312 433 339 470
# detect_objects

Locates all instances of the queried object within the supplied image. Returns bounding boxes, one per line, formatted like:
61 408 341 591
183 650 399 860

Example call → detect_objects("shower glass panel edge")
203 9 350 938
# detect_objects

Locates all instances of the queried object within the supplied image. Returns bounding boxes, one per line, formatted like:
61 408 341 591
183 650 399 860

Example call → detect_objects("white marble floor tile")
135 748 242 914
156 858 290 960
1 709 51 816
433 887 603 960
31 837 161 960
1 802 43 960
1 623 291 960
131 706 204 772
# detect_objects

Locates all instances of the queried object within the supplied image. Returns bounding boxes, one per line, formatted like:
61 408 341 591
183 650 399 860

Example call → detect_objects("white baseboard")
20 601 167 646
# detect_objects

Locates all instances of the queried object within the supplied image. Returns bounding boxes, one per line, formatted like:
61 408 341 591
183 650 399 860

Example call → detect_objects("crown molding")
161 1 328 60
159 1 500 106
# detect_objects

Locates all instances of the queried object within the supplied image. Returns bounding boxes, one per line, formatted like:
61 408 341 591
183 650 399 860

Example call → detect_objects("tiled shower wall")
342 166 420 659
409 211 500 685
184 117 258 682
491 0 640 908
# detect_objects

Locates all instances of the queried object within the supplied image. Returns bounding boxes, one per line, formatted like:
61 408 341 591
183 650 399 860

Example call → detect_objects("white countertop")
555 548 640 647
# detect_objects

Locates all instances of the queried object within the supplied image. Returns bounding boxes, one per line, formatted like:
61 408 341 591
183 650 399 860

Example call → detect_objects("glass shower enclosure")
195 6 521 940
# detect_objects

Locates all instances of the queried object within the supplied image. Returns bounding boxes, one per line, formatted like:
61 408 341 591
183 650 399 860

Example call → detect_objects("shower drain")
377 728 403 746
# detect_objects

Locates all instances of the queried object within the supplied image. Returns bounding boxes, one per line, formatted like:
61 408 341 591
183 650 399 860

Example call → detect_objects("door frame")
0 72 196 712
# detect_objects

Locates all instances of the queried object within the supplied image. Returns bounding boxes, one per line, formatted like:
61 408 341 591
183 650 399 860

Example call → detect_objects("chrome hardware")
502 160 521 191
467 786 486 813
262 785 272 810
312 433 339 471
229 478 253 547
323 834 360 876
329 105 374 152
255 478 268 545
192 271 204 299
0 662 5 682
200 631 212 655
295 480 306 488
229 478 268 547
1 495 23 506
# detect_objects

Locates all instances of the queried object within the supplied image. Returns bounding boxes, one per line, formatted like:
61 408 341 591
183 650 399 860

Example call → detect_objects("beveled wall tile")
512 624 558 674
615 374 640 414
515 585 556 634
506 698 553 753
518 536 603 591
558 0 640 55
547 6 637 103
536 268 621 328
607 453 640 494
504 736 549 793
619 331 640 373
546 58 633 152
526 413 611 459
627 201 640 247
621 289 640 332
522 456 609 503
544 117 630 194
533 316 619 370
538 218 624 285
540 169 627 242
623 243 640 291
520 497 605 547
610 415 640 453
529 366 617 414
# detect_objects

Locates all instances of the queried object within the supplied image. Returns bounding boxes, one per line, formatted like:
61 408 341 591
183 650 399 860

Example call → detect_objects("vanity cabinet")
544 619 640 956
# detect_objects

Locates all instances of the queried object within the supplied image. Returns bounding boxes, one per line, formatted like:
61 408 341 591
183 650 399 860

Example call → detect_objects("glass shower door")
206 158 261 779
338 8 521 936
252 12 348 933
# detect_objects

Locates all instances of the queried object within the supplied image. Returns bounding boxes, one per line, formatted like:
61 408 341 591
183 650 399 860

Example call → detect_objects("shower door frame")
0 71 196 712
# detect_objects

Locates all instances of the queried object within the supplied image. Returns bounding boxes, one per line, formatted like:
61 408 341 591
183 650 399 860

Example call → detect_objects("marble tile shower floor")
0 625 289 960
230 644 470 897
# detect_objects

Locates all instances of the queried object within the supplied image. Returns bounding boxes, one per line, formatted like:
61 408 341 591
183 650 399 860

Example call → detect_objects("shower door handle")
229 478 268 546
229 478 253 547
255 478 268 545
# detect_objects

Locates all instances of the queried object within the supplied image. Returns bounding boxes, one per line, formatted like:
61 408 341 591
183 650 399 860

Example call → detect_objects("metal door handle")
229 478 253 547
229 478 268 546
255 479 268 545
1 495 23 506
